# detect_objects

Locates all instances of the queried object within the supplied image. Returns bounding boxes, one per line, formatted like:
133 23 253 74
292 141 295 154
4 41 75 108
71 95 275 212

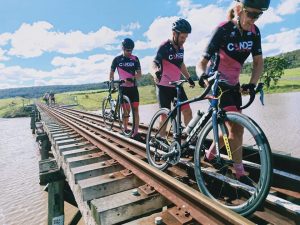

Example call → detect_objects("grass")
1 67 299 117
0 98 33 118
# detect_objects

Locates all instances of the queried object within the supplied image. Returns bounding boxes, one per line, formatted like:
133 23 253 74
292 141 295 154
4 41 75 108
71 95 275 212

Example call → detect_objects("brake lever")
255 83 264 106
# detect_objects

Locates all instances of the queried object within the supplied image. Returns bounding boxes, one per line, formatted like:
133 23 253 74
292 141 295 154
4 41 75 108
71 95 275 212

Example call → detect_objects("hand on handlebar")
241 83 256 95
198 73 209 88
188 77 195 88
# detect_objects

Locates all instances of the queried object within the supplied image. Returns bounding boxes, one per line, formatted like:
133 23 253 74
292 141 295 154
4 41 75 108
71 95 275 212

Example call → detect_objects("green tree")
261 56 288 89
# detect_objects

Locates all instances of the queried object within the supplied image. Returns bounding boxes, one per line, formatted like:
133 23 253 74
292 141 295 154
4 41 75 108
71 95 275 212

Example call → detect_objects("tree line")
0 49 299 99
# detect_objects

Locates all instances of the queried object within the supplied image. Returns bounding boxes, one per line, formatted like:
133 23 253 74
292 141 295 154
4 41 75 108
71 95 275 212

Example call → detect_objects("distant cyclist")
152 18 195 137
109 38 142 141
43 92 49 105
197 0 270 184
49 91 55 105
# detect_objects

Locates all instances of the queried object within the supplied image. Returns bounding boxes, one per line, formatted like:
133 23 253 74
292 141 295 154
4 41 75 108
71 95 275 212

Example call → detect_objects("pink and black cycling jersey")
111 54 141 87
154 40 184 87
204 21 262 85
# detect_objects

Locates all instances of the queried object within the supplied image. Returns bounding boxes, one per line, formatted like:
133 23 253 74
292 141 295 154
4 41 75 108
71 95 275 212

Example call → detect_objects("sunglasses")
125 49 133 52
243 8 263 20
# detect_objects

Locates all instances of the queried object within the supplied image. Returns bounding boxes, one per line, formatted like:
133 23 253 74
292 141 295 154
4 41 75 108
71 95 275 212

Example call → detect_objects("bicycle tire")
102 96 115 130
118 95 135 137
194 112 272 216
146 108 177 171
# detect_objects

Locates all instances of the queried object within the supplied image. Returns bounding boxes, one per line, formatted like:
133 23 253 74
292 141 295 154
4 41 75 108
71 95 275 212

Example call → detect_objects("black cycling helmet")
236 0 270 11
172 18 192 33
122 38 135 49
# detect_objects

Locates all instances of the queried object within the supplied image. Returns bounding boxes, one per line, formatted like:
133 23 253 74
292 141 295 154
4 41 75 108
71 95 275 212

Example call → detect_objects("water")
0 118 47 225
139 92 300 158
0 118 83 225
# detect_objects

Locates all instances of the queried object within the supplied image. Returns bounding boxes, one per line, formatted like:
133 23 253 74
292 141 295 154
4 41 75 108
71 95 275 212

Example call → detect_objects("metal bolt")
155 216 163 225
184 211 190 217
132 189 140 196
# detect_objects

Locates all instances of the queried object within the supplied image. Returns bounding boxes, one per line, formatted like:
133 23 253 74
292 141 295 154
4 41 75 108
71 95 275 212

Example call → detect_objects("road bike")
145 61 272 216
102 80 135 137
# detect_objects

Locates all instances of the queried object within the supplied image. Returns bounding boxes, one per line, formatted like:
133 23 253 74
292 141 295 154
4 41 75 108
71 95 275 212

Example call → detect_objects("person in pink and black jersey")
109 38 142 141
197 0 270 185
151 18 195 137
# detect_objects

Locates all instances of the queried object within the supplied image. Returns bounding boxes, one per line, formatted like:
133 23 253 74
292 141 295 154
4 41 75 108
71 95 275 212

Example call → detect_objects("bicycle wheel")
194 112 272 216
146 108 177 171
118 95 135 137
102 96 115 130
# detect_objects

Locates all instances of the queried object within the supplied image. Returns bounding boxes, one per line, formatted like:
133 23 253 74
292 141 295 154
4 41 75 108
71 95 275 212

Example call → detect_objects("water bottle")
184 110 204 134
110 99 116 112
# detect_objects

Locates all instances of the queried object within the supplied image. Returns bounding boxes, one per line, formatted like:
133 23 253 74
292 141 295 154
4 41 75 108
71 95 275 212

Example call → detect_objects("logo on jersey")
119 62 135 67
168 52 184 60
227 41 253 51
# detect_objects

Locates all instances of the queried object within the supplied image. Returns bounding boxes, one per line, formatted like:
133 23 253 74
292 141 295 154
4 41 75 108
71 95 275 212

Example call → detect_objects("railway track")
37 104 300 225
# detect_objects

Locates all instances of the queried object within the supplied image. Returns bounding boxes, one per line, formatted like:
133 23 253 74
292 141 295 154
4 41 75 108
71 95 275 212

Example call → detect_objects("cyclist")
109 38 142 141
197 0 270 184
152 18 195 137
43 92 49 105
49 91 55 105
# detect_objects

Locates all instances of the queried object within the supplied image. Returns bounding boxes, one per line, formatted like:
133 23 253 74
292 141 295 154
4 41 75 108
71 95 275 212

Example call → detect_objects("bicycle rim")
194 112 272 216
146 108 176 171
102 97 114 130
118 95 135 137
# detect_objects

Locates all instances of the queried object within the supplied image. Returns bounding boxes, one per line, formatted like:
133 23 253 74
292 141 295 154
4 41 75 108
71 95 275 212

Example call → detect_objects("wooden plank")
78 171 143 201
54 134 80 142
55 137 85 147
62 146 99 159
91 188 169 225
66 152 111 168
71 160 124 183
58 141 92 153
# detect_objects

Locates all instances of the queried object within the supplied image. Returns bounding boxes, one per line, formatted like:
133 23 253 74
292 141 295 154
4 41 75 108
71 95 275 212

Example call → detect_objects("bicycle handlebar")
239 82 264 109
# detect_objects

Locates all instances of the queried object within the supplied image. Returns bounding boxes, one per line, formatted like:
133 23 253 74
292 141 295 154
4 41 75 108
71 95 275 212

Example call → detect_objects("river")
0 118 81 225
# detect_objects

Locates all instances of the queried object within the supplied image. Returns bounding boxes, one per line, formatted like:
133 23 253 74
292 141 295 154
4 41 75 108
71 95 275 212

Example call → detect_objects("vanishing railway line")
36 104 299 225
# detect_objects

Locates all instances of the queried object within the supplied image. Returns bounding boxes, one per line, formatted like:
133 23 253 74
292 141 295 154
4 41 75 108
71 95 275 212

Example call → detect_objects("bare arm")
151 62 161 83
135 70 142 80
109 70 114 81
180 62 191 79
197 57 209 76
249 55 263 85
181 63 195 87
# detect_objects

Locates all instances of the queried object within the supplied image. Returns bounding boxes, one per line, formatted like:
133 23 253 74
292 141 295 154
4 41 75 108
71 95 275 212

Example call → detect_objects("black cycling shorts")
119 86 139 105
156 85 189 110
218 84 242 111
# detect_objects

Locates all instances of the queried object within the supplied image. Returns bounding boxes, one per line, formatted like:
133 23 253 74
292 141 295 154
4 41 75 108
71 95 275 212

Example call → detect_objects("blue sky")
0 0 299 89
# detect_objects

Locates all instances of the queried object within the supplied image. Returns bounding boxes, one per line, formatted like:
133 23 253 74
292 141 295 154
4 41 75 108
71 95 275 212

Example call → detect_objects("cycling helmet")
172 18 192 33
236 0 270 11
122 38 135 49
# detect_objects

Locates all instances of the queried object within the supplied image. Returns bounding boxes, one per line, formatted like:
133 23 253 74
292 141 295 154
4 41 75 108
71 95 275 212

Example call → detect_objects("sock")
233 162 246 179
133 128 138 137
205 145 217 160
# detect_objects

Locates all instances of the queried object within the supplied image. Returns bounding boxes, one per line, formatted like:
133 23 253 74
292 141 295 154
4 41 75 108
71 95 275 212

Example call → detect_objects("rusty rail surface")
37 104 300 225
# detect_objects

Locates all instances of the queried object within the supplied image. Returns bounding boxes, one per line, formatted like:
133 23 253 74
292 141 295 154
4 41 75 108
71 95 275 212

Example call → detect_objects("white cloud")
256 7 283 28
262 28 300 56
0 48 10 61
122 22 141 30
0 33 12 46
5 21 131 58
276 0 300 15
0 53 115 89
